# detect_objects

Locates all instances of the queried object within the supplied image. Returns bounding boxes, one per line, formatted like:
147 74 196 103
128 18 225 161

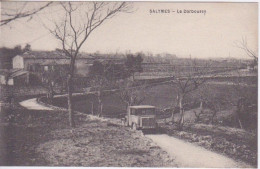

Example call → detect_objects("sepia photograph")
0 1 258 168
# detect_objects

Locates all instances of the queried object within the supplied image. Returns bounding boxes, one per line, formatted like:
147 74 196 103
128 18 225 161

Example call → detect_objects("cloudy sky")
0 2 258 59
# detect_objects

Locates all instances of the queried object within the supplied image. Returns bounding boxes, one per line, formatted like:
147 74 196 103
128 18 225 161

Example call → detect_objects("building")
12 50 97 76
0 69 29 86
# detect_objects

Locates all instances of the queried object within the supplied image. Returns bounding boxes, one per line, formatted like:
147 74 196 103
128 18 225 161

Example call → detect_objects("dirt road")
19 97 253 168
146 134 252 168
19 98 53 110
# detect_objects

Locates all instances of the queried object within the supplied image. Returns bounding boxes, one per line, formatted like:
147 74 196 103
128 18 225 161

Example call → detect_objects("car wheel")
132 123 137 130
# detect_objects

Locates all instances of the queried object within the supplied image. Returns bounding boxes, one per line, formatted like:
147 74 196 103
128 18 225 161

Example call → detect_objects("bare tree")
192 102 204 123
89 60 128 116
41 2 132 127
1 2 53 26
171 58 214 130
230 70 257 129
41 63 69 103
118 80 146 108
193 84 229 124
90 76 108 117
235 37 258 65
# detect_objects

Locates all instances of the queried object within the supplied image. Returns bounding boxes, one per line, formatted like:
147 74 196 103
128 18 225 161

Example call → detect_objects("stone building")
12 51 96 76
0 69 29 86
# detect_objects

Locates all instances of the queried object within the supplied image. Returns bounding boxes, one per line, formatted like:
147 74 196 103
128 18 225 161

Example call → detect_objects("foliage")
125 53 144 80
88 60 130 116
0 44 31 69
41 64 69 102
89 60 130 81
41 2 132 127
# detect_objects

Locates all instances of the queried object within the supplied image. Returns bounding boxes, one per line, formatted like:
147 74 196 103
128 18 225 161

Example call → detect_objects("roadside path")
19 98 53 110
18 92 85 110
146 134 252 168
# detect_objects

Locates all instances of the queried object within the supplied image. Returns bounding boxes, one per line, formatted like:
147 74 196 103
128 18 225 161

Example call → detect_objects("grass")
51 78 257 129
162 123 257 167
0 104 177 167
45 77 257 166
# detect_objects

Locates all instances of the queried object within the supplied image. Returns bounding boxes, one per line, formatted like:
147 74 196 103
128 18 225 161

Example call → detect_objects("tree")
171 58 213 130
89 75 108 117
1 2 53 26
230 71 257 130
89 61 108 117
23 44 31 53
104 62 130 81
0 44 33 69
41 64 69 103
89 60 129 116
235 37 258 69
192 84 229 124
42 2 132 127
118 79 146 108
125 53 143 81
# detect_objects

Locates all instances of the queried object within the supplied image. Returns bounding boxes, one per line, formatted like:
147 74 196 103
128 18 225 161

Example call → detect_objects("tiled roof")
0 69 28 78
20 51 94 59
10 69 28 78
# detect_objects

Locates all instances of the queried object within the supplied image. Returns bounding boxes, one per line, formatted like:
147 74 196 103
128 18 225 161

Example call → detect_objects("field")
52 76 257 128
48 75 257 166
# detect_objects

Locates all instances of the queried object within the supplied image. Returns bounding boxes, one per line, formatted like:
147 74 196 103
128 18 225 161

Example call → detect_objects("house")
0 69 29 86
12 50 96 76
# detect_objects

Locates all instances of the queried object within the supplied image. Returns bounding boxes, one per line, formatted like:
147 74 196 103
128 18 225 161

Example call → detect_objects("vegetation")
0 1 257 167
41 2 132 127
125 53 144 81
1 2 52 26
0 44 31 69
41 64 69 102
0 104 176 166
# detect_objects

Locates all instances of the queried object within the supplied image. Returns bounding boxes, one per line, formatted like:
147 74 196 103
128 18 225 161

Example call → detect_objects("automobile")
122 105 157 130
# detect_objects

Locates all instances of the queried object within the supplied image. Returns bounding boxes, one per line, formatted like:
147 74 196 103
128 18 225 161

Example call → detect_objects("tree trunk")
236 109 243 129
67 74 75 127
238 118 243 129
49 82 54 103
211 110 216 124
178 95 184 130
194 111 200 122
91 102 94 115
100 103 103 117
97 91 102 117
236 98 244 129
171 110 174 123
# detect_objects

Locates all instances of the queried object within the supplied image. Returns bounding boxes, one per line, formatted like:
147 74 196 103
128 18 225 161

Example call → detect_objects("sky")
0 2 258 59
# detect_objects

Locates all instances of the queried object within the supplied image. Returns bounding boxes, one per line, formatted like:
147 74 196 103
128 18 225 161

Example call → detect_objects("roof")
129 105 155 109
10 69 28 78
18 51 95 60
0 69 28 78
